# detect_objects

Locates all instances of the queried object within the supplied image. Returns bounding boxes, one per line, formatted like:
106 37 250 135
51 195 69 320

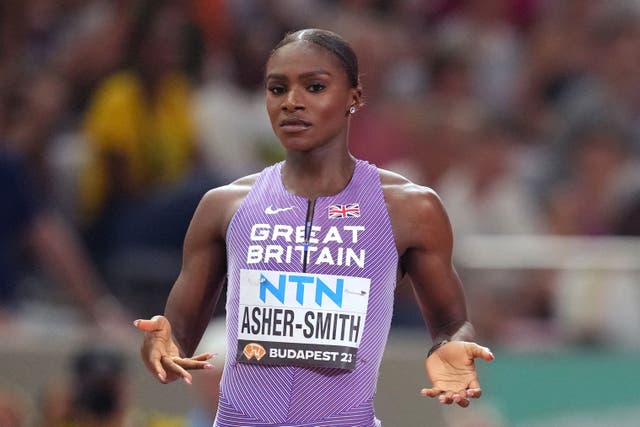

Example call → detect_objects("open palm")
421 341 494 407
135 315 214 384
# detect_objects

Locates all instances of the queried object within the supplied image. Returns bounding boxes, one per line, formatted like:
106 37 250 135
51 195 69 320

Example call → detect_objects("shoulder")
378 168 444 214
201 173 259 210
207 173 259 198
377 168 452 254
197 173 260 238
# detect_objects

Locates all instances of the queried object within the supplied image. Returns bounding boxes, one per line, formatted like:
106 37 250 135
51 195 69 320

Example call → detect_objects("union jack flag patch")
328 203 360 219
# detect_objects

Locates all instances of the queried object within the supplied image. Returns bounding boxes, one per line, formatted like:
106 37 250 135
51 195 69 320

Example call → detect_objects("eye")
307 83 326 93
267 84 286 95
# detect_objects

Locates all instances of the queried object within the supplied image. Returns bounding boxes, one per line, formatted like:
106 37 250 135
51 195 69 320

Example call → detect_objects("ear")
346 86 364 117
351 86 364 109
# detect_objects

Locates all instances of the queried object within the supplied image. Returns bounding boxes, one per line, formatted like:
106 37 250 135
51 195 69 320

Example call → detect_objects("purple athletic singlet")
215 160 397 427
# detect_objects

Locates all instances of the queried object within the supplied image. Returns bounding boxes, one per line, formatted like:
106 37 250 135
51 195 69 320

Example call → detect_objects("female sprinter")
135 29 493 427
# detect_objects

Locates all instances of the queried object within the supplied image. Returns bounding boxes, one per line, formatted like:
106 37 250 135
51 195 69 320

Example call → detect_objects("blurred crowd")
1 345 222 427
2 0 640 425
1 0 640 389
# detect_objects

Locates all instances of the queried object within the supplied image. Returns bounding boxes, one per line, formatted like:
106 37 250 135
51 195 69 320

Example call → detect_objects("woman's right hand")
134 315 215 384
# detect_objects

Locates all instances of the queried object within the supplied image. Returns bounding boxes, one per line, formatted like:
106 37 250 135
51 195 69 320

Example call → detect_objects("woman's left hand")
421 341 494 407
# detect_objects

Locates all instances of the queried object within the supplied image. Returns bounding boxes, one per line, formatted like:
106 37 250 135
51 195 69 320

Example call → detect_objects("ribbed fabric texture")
217 160 397 427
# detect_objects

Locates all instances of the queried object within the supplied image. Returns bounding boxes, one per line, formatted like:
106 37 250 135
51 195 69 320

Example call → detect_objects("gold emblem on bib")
243 342 266 360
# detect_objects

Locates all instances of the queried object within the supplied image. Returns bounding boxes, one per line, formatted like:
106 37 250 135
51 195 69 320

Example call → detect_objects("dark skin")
135 39 493 407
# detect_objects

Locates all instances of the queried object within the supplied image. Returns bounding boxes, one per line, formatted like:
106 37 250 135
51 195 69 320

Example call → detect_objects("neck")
282 147 356 199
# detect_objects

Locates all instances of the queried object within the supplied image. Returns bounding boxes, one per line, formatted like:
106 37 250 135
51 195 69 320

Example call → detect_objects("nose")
282 87 304 112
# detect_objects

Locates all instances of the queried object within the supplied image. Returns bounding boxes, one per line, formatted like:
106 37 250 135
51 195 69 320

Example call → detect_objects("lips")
279 117 312 131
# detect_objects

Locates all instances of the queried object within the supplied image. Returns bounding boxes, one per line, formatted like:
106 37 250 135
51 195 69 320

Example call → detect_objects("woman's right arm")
135 183 247 384
165 187 231 357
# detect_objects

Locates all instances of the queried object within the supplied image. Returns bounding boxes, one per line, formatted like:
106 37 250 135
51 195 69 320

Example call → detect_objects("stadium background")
1 0 639 426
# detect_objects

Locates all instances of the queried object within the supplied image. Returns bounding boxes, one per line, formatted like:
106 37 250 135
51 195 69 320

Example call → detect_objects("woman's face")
265 41 360 152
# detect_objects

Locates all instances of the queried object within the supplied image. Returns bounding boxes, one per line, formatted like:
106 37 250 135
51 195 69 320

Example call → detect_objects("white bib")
236 269 371 369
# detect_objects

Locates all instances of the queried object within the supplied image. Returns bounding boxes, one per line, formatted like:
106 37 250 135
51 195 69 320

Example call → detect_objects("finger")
453 389 470 407
455 396 470 408
438 391 454 405
420 388 441 398
133 315 168 332
161 355 193 385
438 396 453 405
148 350 168 383
173 357 215 371
466 388 482 398
191 352 216 361
466 343 494 361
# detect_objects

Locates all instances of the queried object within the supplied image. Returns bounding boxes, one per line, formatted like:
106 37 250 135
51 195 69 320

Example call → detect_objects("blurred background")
1 0 639 426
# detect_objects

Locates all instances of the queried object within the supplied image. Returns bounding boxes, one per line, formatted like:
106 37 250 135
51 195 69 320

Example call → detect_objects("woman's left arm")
391 183 494 407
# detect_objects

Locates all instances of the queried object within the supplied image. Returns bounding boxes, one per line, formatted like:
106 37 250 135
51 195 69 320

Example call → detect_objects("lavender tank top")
215 160 397 427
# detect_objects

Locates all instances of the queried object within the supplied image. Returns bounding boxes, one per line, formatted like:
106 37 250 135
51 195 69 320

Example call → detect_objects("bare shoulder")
378 168 451 254
229 173 261 188
379 168 443 211
196 173 259 239
200 173 258 205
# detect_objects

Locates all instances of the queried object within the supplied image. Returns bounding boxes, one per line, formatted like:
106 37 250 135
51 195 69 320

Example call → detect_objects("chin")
279 136 318 152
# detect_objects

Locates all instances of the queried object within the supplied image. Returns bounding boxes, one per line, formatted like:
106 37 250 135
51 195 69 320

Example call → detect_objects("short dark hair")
271 29 360 88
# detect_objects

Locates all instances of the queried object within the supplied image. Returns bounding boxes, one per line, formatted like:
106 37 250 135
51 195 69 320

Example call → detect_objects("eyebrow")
266 70 333 80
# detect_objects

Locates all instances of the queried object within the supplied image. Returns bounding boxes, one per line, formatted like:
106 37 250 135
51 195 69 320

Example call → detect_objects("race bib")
236 269 371 370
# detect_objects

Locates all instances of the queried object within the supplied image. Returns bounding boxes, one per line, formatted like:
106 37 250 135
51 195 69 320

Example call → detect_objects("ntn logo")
259 273 344 308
